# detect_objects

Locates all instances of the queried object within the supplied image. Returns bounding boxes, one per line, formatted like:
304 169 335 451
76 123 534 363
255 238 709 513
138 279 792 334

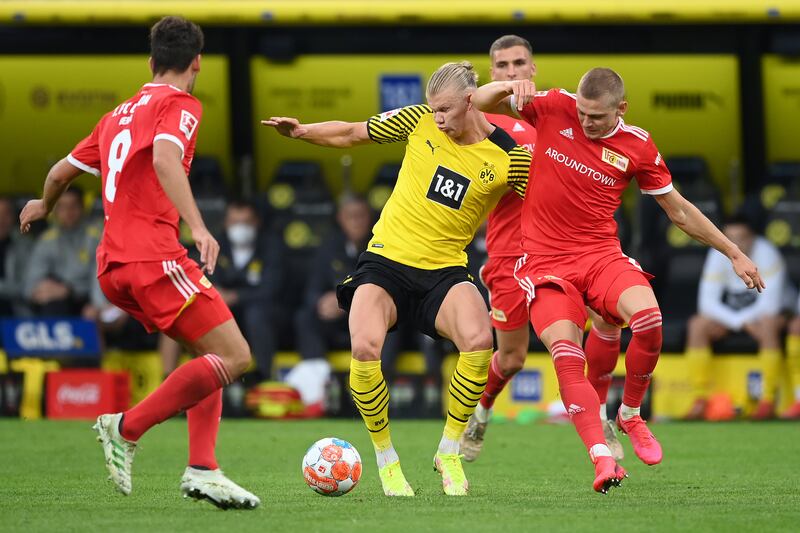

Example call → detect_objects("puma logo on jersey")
559 128 574 140
426 139 441 155
601 147 629 172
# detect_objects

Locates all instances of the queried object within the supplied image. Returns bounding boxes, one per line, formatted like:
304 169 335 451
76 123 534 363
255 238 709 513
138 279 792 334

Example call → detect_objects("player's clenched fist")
261 117 308 138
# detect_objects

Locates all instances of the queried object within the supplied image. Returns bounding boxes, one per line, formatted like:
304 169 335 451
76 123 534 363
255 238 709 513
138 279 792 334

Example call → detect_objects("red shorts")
480 256 529 331
98 255 233 343
514 247 653 334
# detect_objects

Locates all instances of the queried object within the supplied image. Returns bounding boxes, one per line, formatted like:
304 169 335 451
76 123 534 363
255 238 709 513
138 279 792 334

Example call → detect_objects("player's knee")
457 328 493 353
227 340 253 378
631 321 662 354
350 334 383 362
497 347 526 376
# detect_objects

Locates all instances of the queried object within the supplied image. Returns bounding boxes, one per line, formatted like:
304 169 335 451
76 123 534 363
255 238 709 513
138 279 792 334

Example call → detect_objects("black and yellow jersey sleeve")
507 146 532 198
367 104 432 144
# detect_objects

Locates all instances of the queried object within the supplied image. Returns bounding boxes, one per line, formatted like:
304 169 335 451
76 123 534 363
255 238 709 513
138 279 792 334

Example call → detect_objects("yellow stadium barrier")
9 357 60 420
101 350 163 407
1 1 798 25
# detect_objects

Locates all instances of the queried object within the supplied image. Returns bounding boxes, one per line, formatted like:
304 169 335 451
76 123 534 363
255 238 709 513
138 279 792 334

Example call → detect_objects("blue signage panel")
511 369 542 402
380 75 423 112
1 318 101 358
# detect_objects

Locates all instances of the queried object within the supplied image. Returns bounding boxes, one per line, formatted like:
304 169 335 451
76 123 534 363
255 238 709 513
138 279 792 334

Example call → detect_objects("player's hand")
192 227 219 275
507 79 536 111
261 117 308 138
731 253 765 293
19 199 48 234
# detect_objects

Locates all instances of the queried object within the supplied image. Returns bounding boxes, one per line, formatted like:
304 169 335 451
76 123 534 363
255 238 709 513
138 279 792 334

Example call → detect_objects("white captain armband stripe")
153 133 185 157
66 153 100 177
641 183 674 196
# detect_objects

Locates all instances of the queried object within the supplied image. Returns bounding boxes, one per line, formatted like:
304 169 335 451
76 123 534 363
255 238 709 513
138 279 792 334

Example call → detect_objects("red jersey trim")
66 153 100 177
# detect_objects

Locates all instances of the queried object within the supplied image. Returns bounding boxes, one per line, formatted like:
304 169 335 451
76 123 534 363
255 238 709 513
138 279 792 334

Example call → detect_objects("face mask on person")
227 223 257 246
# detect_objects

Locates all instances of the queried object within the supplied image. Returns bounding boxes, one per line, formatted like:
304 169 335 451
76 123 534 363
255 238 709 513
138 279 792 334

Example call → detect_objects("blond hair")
426 61 479 98
577 67 625 107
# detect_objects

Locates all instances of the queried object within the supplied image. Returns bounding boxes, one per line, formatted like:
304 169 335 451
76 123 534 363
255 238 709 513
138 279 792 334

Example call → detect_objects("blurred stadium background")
1 0 799 425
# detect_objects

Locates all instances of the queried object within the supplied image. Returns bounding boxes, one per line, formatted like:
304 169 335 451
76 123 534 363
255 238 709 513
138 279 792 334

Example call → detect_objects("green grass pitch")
1 419 798 532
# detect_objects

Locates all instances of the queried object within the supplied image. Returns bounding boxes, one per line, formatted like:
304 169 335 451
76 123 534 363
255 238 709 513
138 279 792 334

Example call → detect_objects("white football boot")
180 467 261 510
93 413 136 495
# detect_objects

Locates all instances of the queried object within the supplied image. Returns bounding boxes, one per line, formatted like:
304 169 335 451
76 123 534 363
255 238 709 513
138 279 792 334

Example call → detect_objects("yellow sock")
787 335 800 400
686 347 713 399
349 359 392 451
759 348 782 402
444 349 492 440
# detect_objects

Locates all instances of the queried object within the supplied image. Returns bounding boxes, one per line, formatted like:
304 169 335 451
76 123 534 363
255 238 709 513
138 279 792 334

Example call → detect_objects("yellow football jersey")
366 104 531 269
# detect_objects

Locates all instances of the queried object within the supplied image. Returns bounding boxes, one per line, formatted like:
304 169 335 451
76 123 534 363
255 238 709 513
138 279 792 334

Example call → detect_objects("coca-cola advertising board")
46 370 129 419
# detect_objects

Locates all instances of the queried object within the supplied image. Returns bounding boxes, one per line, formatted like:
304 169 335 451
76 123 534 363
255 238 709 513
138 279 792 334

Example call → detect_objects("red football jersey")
484 113 537 258
517 89 672 255
68 83 202 274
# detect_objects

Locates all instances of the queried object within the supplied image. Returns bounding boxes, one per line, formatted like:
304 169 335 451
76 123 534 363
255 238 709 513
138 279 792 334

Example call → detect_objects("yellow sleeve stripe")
507 147 532 198
367 104 431 144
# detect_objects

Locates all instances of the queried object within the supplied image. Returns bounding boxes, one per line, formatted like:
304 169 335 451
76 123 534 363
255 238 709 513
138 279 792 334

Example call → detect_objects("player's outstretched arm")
19 158 84 234
472 80 536 116
261 117 372 148
655 188 765 292
153 139 219 274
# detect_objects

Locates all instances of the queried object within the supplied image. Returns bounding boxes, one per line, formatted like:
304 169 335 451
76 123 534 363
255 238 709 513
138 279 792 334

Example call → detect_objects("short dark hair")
489 35 533 60
227 198 259 216
149 16 204 76
578 67 626 107
723 212 755 232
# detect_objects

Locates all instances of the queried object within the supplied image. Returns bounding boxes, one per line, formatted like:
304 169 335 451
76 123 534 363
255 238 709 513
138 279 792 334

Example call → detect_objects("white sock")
619 403 640 420
795 386 800 402
599 403 608 421
375 445 399 469
589 443 612 462
438 435 460 455
473 403 490 424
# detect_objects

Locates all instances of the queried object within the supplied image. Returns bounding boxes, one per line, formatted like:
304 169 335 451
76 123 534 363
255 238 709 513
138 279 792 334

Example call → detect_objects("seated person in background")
295 194 379 359
0 197 33 317
23 187 100 316
782 300 800 420
212 199 280 381
684 214 788 421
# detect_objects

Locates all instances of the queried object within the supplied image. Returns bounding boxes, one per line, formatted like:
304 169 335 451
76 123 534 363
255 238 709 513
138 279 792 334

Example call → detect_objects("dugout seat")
262 161 335 349
189 156 228 199
367 162 401 212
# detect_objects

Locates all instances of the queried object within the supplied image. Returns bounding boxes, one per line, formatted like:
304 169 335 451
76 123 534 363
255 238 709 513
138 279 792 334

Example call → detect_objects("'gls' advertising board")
1 318 101 358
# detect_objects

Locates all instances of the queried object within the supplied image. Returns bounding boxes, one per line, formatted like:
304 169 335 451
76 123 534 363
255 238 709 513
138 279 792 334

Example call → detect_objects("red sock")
479 352 512 410
551 341 605 451
121 354 231 442
187 389 222 470
585 326 621 404
622 308 662 408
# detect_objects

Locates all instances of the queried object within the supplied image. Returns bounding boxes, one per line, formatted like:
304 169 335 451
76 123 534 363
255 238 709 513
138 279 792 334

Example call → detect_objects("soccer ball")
302 437 362 496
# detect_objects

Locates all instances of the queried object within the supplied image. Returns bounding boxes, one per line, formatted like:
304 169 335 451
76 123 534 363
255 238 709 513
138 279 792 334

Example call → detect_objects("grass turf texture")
1 419 798 532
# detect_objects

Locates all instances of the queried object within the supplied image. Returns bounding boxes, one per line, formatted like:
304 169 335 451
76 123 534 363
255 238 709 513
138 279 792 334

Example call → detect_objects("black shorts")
336 252 476 339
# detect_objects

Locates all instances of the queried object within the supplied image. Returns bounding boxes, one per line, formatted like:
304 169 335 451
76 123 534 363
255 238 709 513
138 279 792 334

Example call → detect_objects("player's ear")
618 100 628 117
148 57 155 75
465 90 473 110
192 54 202 72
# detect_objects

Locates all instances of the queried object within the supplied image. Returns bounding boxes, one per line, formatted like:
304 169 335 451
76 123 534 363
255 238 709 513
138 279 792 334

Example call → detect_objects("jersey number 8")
106 129 132 203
